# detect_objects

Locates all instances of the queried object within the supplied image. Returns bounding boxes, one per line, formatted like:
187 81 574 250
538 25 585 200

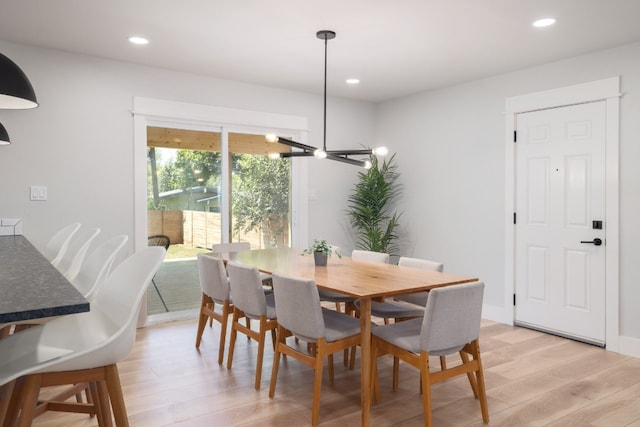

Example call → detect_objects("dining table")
0 235 89 325
216 247 479 427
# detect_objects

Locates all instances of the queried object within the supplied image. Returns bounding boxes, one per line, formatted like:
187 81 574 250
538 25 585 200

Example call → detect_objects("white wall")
0 41 374 256
375 41 640 351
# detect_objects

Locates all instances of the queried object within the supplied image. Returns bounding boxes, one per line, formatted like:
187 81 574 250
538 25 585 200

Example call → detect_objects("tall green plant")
347 153 402 255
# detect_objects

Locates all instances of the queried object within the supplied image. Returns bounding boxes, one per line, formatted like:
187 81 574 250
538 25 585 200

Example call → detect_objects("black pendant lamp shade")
0 53 38 109
0 122 10 145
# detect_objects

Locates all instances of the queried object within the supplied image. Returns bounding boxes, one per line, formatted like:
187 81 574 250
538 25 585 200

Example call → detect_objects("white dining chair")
55 226 101 281
43 222 81 266
0 246 165 426
0 235 129 337
72 234 129 301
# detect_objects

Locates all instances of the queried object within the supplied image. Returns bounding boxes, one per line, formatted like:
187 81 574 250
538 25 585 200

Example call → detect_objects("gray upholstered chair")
211 241 273 288
226 261 278 390
336 249 390 313
269 272 362 426
355 256 444 325
195 254 234 365
394 256 444 306
371 281 489 427
323 249 389 367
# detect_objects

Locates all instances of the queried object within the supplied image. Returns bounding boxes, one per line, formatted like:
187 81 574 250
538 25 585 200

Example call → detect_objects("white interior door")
514 101 606 345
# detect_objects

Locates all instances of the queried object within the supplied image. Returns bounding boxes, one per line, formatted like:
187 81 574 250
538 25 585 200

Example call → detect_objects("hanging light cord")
322 33 328 153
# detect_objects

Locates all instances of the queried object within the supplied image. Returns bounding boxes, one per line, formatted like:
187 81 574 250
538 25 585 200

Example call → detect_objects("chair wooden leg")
349 345 357 370
392 356 400 391
254 317 268 390
439 355 447 371
459 350 479 397
94 380 114 427
195 294 210 349
469 341 489 424
271 327 277 351
0 325 11 339
104 364 129 427
311 345 324 426
419 353 432 427
208 301 214 327
269 326 286 398
371 338 380 405
227 309 241 370
328 354 334 384
16 374 41 427
218 301 231 365
0 381 15 427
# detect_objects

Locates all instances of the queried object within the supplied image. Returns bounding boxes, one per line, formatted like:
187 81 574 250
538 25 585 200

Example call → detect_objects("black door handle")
580 238 602 246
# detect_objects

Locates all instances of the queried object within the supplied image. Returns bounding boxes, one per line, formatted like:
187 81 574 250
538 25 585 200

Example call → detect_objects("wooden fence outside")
148 210 277 249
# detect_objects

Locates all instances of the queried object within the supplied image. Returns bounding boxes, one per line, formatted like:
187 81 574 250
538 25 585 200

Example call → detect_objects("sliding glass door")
145 127 291 316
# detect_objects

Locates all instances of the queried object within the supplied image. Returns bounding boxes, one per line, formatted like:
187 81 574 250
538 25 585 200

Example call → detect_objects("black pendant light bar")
267 30 386 169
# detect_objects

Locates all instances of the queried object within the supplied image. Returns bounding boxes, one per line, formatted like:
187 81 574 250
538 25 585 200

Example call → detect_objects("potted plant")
346 153 403 257
301 239 341 266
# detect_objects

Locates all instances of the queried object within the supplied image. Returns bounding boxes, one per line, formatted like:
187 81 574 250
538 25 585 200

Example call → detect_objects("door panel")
515 101 606 345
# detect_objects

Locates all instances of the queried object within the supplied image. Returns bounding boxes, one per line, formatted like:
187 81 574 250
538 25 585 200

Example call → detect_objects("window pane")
229 133 291 249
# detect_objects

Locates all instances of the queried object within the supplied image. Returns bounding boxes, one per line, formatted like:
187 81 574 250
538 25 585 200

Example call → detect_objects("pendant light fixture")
0 52 38 109
0 122 10 145
267 30 387 169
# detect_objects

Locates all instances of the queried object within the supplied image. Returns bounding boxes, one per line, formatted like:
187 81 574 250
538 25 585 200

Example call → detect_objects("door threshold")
514 321 605 348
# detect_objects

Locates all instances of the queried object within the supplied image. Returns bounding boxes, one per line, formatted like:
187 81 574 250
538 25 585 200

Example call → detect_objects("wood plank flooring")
33 318 640 426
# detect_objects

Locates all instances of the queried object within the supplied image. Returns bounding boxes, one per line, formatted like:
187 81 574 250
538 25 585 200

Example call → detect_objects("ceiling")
1 1 640 103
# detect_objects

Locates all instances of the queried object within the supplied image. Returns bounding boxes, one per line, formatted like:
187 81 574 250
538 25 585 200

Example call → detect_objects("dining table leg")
359 297 372 427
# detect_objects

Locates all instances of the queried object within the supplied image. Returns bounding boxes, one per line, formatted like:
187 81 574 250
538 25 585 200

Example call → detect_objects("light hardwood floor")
33 318 640 426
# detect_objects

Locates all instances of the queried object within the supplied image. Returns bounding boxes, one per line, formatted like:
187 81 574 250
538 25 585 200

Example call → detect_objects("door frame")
504 77 620 351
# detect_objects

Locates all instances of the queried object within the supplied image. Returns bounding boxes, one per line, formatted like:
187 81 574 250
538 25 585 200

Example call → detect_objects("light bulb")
128 36 149 45
265 133 278 143
372 146 389 156
532 18 556 28
268 152 281 160
314 149 327 159
363 160 372 169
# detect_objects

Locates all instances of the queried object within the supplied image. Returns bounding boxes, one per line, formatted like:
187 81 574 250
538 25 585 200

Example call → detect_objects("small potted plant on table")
302 239 341 266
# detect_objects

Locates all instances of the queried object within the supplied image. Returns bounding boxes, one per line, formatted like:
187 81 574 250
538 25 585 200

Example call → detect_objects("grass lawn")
166 244 209 260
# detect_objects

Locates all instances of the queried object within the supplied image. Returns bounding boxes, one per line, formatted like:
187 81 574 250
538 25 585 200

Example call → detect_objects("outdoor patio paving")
147 257 201 315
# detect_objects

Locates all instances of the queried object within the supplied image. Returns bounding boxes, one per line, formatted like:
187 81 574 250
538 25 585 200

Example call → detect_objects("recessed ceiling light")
128 36 149 45
532 18 557 28
346 78 360 85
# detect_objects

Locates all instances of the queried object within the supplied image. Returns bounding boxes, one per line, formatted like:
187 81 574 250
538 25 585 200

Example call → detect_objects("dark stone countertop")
0 235 89 323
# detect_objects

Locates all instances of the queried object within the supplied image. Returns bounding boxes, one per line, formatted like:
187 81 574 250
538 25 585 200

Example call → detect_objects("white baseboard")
617 335 640 359
482 304 513 325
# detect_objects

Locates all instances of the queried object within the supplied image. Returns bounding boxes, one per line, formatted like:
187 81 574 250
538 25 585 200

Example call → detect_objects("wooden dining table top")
219 247 478 299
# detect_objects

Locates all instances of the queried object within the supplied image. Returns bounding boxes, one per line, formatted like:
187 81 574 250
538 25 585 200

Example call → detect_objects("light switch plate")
30 185 47 201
